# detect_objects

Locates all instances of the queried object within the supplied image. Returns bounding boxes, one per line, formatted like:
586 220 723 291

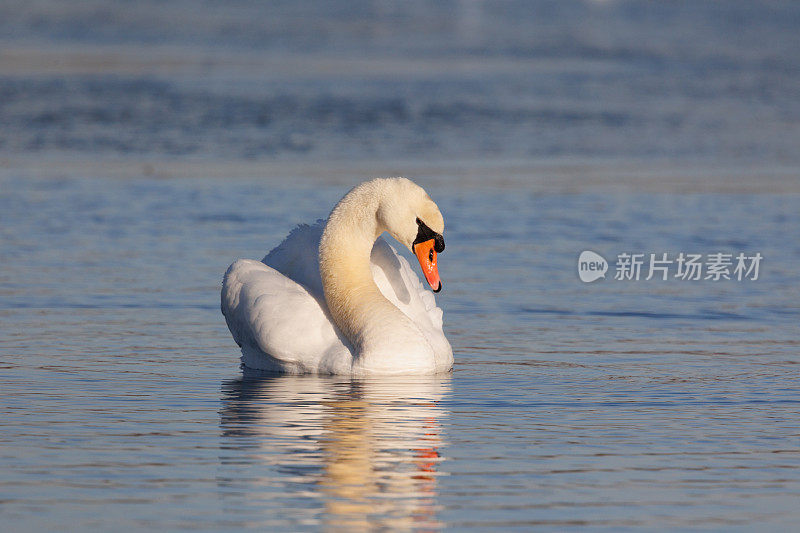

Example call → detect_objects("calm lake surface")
2 175 799 531
2 1 800 531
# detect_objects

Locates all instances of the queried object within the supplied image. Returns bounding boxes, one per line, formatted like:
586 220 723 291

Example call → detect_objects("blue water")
2 1 800 531
1 0 799 164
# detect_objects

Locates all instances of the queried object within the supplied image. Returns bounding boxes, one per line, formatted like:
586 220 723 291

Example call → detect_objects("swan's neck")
319 186 422 362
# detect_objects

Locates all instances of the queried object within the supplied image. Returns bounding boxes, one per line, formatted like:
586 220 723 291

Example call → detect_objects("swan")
221 177 453 375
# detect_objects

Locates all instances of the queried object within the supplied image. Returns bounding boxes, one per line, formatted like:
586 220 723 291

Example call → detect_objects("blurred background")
2 2 800 531
1 0 798 186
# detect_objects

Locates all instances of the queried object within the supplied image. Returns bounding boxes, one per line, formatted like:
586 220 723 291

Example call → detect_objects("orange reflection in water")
220 374 451 531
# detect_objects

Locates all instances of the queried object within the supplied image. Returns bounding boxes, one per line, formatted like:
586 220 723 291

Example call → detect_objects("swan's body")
221 178 452 375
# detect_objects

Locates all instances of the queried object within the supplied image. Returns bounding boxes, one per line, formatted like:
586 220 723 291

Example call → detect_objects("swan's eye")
428 249 434 262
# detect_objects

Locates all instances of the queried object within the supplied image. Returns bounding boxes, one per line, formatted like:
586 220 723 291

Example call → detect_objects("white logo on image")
578 250 608 283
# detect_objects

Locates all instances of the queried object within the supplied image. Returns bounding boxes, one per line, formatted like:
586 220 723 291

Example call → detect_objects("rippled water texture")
2 175 799 530
2 0 800 531
1 0 799 164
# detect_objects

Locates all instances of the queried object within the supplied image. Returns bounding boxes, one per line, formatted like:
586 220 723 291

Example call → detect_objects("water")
2 175 799 530
2 1 800 531
2 1 799 165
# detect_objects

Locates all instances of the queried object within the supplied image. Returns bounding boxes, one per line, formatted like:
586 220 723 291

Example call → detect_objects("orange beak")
413 238 442 292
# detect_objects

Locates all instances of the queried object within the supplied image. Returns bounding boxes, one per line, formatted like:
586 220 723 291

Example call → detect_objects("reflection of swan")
219 372 451 530
221 178 452 375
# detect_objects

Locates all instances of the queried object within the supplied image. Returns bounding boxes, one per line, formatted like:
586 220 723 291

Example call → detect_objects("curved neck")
318 186 415 352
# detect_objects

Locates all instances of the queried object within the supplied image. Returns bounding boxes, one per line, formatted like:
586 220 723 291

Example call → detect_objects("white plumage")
221 178 453 375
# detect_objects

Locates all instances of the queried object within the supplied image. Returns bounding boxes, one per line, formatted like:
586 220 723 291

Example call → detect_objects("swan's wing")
221 259 352 373
370 239 453 369
262 219 325 298
224 224 450 372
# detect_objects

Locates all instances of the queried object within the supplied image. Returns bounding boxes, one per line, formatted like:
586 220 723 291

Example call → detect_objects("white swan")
221 177 453 375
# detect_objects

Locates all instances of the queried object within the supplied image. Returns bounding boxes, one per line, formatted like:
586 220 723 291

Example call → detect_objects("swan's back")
262 220 326 298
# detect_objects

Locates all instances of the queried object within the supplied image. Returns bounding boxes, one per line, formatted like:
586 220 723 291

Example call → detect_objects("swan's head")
376 178 446 292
